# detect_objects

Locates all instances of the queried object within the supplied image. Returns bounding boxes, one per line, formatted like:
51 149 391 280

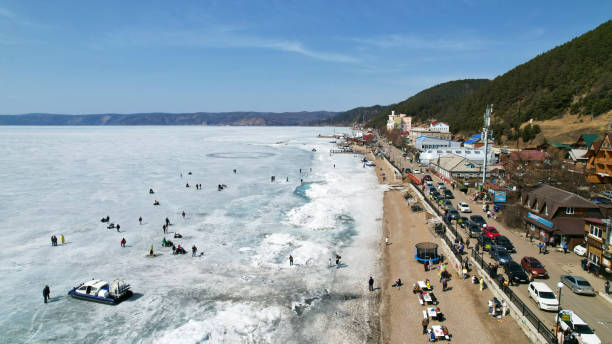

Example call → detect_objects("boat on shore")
68 279 132 305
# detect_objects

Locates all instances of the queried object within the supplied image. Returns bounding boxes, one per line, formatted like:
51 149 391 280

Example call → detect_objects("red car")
521 257 548 278
423 175 433 181
483 226 500 239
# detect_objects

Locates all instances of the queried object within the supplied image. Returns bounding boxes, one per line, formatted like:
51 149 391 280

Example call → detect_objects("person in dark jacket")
43 285 50 303
368 277 374 291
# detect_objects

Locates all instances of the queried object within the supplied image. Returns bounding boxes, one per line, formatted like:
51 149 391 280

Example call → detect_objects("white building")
414 136 461 150
430 121 449 132
419 147 496 165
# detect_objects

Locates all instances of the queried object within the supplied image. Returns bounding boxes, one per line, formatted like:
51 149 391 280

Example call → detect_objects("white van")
528 282 559 311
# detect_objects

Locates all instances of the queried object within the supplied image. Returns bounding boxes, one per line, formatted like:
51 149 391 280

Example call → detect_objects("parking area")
383 142 612 341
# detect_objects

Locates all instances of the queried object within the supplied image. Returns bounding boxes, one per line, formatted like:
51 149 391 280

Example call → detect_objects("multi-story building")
584 133 611 184
520 184 604 249
386 111 412 132
584 218 611 273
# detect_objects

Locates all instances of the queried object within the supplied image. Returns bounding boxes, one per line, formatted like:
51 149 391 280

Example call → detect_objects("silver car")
560 275 596 295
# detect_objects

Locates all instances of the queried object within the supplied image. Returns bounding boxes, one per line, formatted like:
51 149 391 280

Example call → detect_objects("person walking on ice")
139 216 142 225
289 255 294 266
368 277 374 291
60 234 65 245
43 285 50 304
192 245 197 257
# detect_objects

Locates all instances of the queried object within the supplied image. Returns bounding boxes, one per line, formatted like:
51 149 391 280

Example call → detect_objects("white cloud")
353 34 490 51
94 26 359 63
0 7 16 19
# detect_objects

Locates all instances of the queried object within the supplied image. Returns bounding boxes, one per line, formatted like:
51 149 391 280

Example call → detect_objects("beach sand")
364 149 530 343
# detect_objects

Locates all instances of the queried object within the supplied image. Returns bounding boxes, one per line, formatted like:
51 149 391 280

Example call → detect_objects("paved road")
381 141 612 342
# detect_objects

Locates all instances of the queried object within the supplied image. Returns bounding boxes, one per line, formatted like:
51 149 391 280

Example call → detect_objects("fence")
410 180 556 343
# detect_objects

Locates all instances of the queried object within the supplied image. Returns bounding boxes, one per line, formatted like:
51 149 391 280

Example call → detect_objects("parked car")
528 282 559 311
483 226 501 239
521 257 548 278
442 199 453 209
573 244 587 256
477 235 494 251
467 222 482 238
404 168 412 173
443 189 454 199
425 181 433 187
413 169 421 174
503 261 528 284
458 216 469 228
555 310 601 344
560 275 596 295
433 193 445 202
490 245 513 264
600 190 612 198
447 208 460 220
494 236 515 253
458 202 471 213
470 215 487 228
423 174 432 181
437 182 446 190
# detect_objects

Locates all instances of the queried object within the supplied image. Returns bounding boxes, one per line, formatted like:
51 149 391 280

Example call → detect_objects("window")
589 224 602 240
474 151 481 154
566 207 575 215
588 251 600 265
455 151 462 154
465 151 471 154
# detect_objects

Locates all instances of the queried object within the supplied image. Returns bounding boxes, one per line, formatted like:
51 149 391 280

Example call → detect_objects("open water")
0 126 383 344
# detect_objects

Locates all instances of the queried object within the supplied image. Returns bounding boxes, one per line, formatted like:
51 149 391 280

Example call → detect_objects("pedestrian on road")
442 277 448 291
43 285 50 304
385 237 389 246
605 280 610 295
139 216 142 225
422 317 429 335
120 238 126 247
563 243 568 254
289 255 294 266
466 238 470 249
488 299 494 314
368 276 374 291
502 300 508 317
480 277 485 291
538 242 543 254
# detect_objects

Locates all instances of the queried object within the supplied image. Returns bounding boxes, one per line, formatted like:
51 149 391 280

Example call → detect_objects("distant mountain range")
0 111 337 126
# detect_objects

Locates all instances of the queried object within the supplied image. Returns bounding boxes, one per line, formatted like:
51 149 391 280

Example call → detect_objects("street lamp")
556 281 564 335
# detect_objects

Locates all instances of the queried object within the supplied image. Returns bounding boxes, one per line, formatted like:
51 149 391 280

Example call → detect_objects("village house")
584 218 611 274
407 122 452 145
509 150 547 167
584 133 612 184
520 184 604 249
429 154 503 184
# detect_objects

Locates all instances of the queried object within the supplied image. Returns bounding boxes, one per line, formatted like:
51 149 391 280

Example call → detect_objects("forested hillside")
361 20 612 138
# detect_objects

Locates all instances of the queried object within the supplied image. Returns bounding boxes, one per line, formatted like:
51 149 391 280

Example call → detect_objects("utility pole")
482 104 493 187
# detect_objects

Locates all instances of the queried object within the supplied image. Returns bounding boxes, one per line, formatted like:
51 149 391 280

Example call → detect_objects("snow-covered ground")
0 126 383 344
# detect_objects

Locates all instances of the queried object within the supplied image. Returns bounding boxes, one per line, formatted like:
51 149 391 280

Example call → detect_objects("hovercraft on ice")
68 279 132 305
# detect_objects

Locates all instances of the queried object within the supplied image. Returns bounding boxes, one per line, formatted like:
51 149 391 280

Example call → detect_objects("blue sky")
0 1 610 114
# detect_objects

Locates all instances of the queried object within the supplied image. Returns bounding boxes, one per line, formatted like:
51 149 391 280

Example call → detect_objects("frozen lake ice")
0 126 383 344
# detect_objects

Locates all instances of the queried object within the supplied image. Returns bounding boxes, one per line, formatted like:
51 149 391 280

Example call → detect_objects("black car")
489 245 513 264
467 222 482 238
503 261 528 284
433 193 445 202
477 235 494 251
470 215 487 228
404 168 412 173
458 216 469 228
495 235 515 253
447 208 460 220
443 189 454 199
